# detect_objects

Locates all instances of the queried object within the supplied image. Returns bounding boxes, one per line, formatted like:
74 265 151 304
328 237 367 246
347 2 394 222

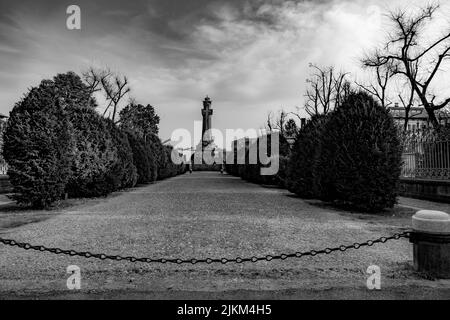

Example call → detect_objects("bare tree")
304 64 349 117
82 67 110 95
101 73 131 122
265 109 291 137
288 106 305 125
363 4 450 129
356 62 395 108
395 72 421 131
275 110 288 136
398 93 416 131
82 67 131 122
82 67 112 107
358 60 420 130
127 96 138 106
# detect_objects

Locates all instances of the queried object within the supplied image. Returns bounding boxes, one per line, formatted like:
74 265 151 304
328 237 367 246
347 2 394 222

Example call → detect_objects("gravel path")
0 172 449 299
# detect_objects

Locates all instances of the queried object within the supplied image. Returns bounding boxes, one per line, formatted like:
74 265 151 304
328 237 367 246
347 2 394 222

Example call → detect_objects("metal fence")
401 130 450 180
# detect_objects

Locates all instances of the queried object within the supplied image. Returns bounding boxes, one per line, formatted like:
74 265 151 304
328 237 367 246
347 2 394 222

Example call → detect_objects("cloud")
151 0 385 104
1 0 449 147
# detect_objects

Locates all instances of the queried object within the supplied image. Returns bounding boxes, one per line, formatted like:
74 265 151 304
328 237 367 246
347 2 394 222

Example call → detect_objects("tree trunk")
423 103 440 129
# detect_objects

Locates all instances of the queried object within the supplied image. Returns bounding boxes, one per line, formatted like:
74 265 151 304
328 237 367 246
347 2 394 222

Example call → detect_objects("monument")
191 96 222 169
201 96 213 148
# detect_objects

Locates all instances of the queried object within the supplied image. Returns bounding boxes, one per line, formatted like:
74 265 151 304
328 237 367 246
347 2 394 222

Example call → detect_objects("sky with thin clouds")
0 0 449 149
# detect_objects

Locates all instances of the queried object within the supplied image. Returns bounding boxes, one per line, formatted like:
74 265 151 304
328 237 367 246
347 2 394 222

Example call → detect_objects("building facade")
388 104 450 130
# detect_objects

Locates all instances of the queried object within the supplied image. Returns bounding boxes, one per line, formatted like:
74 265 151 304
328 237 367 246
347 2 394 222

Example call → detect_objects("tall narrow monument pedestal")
201 96 213 148
191 96 221 171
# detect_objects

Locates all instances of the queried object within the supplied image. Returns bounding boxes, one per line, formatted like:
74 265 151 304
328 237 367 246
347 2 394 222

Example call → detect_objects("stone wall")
0 175 12 194
399 178 450 203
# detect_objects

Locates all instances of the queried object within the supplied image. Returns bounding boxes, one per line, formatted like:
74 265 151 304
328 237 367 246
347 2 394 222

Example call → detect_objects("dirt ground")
0 172 449 299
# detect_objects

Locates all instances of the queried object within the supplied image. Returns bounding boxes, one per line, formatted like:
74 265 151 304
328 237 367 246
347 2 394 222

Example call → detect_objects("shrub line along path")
0 172 449 299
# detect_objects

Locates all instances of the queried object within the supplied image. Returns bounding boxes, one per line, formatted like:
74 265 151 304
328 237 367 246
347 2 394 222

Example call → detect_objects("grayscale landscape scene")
0 0 449 301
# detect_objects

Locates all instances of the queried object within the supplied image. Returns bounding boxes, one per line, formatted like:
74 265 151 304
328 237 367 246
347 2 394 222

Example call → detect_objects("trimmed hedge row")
286 115 327 199
227 92 402 212
225 134 290 186
3 72 186 208
126 132 157 184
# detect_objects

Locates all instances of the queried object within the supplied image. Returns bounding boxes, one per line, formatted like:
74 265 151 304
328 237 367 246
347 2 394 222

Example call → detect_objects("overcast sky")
1 0 449 148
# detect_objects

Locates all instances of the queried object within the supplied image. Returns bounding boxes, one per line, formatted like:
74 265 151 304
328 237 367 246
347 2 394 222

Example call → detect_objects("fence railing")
0 163 7 175
401 130 450 180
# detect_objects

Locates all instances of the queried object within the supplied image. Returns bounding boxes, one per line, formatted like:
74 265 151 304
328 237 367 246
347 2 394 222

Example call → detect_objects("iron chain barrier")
0 231 411 265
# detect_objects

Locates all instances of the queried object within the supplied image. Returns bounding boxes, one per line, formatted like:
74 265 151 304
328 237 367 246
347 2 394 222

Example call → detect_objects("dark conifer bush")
226 134 290 187
144 142 158 182
259 134 290 186
51 72 117 198
126 131 155 184
317 91 402 212
158 145 183 179
66 107 117 197
286 115 328 198
146 133 166 180
3 81 72 208
105 120 137 190
53 72 95 108
276 155 289 188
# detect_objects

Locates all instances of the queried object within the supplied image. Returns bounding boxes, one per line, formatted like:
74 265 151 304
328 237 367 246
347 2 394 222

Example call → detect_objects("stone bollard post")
410 210 450 278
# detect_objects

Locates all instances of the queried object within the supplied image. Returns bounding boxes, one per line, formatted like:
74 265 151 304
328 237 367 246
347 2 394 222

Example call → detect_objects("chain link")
0 231 411 265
